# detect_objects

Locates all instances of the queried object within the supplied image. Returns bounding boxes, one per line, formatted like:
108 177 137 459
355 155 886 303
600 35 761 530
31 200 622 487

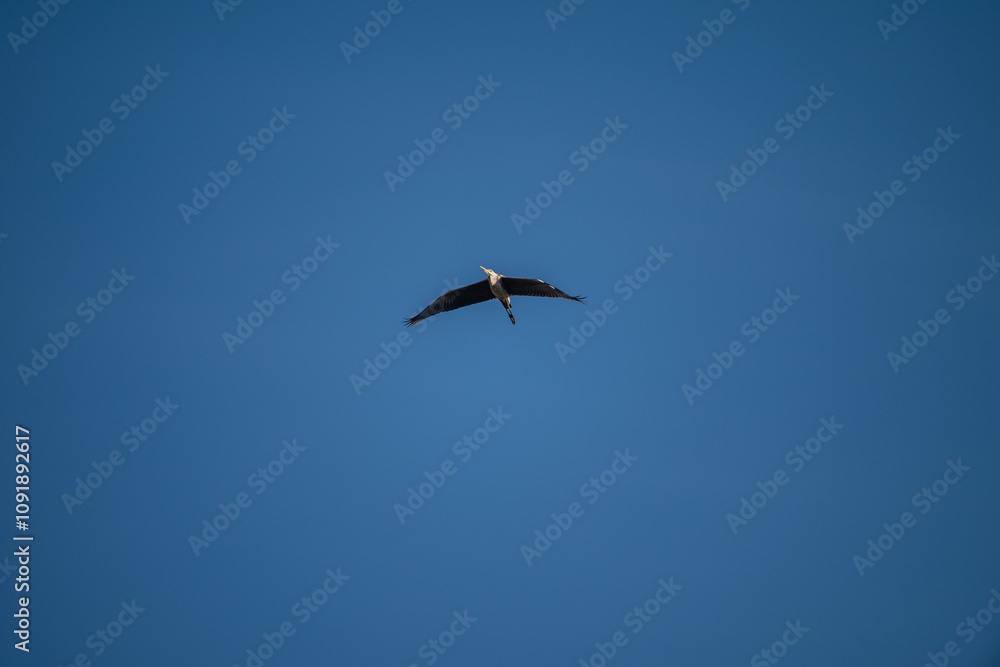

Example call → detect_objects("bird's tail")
506 307 515 325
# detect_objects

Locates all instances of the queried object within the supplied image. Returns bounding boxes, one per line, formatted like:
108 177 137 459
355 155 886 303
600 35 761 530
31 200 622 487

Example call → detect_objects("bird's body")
405 266 584 327
484 268 515 324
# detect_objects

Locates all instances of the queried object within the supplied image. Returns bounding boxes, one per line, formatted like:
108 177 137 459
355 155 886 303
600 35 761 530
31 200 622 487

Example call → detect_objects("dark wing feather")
404 280 494 326
501 277 586 303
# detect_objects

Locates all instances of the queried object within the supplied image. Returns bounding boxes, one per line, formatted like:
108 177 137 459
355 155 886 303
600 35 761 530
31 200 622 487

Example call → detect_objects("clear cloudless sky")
1 0 999 665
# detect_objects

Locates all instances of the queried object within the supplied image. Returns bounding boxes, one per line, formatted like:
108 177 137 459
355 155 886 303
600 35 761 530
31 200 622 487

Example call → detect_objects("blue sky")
2 1 999 665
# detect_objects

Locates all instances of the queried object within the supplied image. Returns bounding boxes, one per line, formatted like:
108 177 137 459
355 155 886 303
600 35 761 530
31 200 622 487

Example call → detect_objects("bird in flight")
405 266 585 326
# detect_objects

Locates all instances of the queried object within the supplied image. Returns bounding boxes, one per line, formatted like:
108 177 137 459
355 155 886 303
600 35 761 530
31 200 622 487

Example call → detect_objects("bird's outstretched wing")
502 277 586 303
404 280 494 326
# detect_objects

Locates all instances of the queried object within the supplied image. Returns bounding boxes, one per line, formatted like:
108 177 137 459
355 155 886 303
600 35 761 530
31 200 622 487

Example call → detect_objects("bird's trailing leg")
497 294 515 325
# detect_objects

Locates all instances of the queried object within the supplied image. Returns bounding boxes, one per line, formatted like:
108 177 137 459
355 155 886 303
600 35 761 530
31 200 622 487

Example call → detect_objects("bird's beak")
480 266 488 273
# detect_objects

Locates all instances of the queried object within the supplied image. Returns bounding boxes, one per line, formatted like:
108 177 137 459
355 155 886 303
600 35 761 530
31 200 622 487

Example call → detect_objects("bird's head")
480 266 496 277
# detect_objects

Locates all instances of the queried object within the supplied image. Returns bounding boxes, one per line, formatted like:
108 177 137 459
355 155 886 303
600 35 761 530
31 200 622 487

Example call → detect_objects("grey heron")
405 266 585 326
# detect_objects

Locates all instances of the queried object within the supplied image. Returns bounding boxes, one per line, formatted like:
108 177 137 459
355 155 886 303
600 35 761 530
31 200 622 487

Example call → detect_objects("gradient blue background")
2 1 999 665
